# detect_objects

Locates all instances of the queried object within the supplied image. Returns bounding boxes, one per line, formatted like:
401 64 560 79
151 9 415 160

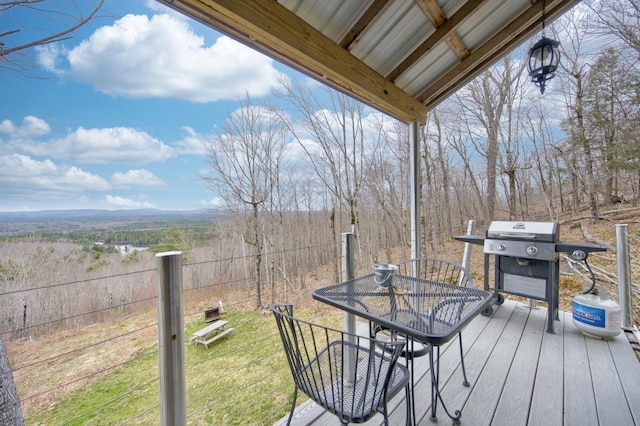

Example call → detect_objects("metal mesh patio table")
313 273 492 424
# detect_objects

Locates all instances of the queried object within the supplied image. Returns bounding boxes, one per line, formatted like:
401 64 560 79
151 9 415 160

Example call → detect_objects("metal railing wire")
3 229 635 425
1 242 344 425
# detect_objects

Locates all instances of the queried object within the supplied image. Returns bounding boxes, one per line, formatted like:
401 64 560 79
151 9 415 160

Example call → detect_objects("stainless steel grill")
456 221 606 334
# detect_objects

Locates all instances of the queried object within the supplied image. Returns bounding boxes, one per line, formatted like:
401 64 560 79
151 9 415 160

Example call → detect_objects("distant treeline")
0 225 216 248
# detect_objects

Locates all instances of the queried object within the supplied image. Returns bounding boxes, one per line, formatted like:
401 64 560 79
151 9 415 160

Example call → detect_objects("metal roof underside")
160 0 580 125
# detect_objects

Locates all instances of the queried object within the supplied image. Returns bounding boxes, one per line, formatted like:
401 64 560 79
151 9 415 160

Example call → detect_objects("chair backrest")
271 304 407 423
395 257 473 288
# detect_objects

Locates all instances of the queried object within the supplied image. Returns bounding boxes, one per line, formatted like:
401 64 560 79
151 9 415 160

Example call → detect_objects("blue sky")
0 0 300 212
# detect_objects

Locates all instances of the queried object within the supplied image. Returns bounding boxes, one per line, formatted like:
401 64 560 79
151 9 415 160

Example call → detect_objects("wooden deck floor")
275 300 640 426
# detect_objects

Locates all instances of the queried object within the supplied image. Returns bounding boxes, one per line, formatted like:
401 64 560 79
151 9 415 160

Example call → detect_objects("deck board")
275 300 640 426
586 325 635 425
528 312 564 426
437 300 516 420
462 303 529 426
489 305 546 425
609 328 640 424
563 311 599 426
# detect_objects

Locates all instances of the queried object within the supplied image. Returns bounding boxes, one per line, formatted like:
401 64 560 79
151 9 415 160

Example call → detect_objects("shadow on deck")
275 300 640 425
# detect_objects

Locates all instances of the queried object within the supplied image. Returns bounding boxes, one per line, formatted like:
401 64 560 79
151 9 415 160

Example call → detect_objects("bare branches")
588 0 640 58
0 0 106 78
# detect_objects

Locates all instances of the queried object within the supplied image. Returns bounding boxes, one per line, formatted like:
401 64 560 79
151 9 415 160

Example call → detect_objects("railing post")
616 225 634 329
460 220 475 286
342 232 355 335
155 251 187 426
341 232 358 384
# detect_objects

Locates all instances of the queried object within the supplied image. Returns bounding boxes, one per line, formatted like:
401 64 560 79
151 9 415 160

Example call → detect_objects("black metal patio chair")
271 304 411 425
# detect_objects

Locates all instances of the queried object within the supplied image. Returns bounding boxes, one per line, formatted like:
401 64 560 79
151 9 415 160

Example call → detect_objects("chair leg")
458 332 469 387
404 383 412 426
382 400 390 426
286 386 298 426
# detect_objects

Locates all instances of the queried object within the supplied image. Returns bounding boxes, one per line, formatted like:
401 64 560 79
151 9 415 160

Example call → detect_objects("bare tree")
203 96 288 309
588 0 640 58
522 102 561 219
277 77 375 280
0 332 23 425
556 11 601 220
422 110 453 245
0 0 106 77
452 55 523 221
0 0 104 414
367 116 411 261
583 48 640 205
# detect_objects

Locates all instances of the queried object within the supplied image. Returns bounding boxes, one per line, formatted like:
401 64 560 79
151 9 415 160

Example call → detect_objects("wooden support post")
409 121 421 261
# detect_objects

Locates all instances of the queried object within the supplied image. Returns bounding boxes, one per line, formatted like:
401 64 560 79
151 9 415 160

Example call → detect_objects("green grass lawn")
28 308 313 425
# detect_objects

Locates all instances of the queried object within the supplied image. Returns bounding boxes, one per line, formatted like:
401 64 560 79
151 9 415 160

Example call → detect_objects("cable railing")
3 226 636 425
1 241 347 425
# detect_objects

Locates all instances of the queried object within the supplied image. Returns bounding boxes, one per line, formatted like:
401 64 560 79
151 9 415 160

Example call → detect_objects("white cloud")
200 197 225 208
54 13 282 102
111 169 165 187
144 0 174 14
37 44 66 76
0 116 51 139
0 154 110 196
21 126 175 164
174 126 209 155
105 195 156 209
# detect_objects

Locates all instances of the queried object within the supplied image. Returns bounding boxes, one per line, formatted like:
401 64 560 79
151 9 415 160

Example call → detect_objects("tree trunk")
486 131 499 220
0 334 24 426
575 76 600 220
505 167 517 218
433 112 452 236
252 204 262 310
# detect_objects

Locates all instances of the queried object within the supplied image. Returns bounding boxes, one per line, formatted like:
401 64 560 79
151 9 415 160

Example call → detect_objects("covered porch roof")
159 0 580 125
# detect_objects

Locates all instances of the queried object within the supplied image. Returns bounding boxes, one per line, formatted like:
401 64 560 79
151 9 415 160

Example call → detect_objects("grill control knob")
526 246 538 256
495 243 506 251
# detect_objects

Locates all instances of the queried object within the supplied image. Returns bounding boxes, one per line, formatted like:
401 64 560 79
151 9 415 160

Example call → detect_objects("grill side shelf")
555 241 607 254
455 235 484 245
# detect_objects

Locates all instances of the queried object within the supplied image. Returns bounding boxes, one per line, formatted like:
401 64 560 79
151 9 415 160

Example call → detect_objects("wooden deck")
275 300 640 425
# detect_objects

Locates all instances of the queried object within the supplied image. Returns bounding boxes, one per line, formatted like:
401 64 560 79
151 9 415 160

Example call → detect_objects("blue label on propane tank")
572 301 605 328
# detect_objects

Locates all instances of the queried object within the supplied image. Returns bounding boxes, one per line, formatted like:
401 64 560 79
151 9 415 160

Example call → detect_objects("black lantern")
527 36 560 94
527 0 560 94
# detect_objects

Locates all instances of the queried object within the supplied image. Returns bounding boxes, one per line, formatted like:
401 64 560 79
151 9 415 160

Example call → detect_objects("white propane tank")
572 285 621 338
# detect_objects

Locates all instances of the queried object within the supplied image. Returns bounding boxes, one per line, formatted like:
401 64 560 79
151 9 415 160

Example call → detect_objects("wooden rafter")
416 0 469 60
386 0 485 82
340 0 391 50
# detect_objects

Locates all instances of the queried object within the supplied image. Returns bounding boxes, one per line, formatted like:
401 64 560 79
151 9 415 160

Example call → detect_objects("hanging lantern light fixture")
527 0 560 94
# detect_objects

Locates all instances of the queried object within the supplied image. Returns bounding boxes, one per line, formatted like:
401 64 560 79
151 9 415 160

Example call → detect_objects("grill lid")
486 221 558 242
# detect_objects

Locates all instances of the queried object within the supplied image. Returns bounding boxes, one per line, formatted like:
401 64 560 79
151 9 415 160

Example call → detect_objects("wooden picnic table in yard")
189 320 233 348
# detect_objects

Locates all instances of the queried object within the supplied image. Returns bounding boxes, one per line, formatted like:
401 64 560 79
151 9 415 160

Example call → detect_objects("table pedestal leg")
429 345 462 424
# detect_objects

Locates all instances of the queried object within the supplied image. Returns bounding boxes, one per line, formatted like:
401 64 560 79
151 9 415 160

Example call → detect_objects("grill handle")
497 232 537 239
